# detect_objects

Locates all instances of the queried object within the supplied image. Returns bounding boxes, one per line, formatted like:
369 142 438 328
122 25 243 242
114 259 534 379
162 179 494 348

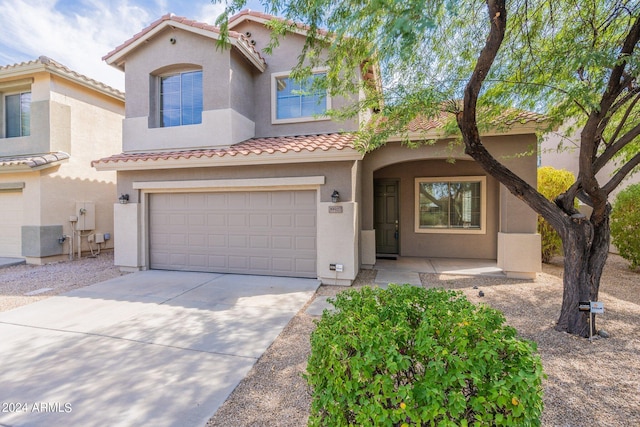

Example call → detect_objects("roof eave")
105 19 265 73
93 148 362 172
45 65 124 102
387 121 547 142
0 158 68 173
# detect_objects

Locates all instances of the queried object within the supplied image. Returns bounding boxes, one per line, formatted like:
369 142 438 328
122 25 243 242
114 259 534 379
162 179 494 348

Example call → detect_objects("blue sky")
0 1 265 91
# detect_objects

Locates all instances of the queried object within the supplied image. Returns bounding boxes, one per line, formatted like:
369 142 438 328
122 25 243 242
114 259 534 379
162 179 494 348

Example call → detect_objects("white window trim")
414 176 487 235
271 68 331 124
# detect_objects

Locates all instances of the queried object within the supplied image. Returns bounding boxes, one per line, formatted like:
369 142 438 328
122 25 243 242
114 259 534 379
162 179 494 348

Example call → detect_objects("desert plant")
537 167 576 263
305 285 545 426
610 183 640 269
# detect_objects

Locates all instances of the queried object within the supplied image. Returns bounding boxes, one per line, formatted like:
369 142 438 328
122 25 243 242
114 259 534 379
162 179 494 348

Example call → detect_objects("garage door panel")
250 236 269 248
228 193 248 209
295 213 316 228
188 214 205 226
150 190 316 277
229 256 248 269
249 213 269 227
188 234 206 246
250 192 270 207
228 214 248 227
272 236 292 249
296 236 316 250
209 255 227 268
250 257 269 270
187 193 207 208
208 235 227 247
296 258 316 273
272 214 293 227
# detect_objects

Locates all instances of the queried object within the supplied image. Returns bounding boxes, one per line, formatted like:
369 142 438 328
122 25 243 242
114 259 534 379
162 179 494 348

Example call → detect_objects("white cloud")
0 1 232 92
0 0 155 91
193 2 226 25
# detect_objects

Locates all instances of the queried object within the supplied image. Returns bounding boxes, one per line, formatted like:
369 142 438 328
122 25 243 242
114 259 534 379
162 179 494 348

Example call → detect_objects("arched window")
154 69 202 128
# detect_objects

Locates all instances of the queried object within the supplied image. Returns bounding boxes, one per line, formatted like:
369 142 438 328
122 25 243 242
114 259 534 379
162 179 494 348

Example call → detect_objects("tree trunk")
555 213 610 337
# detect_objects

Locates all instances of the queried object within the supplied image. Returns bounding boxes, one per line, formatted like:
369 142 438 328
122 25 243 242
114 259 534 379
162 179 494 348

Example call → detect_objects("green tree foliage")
611 183 640 269
537 167 576 263
306 285 545 426
215 1 640 336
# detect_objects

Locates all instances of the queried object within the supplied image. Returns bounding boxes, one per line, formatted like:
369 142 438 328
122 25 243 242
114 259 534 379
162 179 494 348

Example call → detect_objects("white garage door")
149 190 317 277
0 191 23 257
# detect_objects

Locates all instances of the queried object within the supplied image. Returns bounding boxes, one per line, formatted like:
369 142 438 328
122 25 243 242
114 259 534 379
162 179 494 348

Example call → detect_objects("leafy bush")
306 285 544 426
537 166 576 262
611 183 640 269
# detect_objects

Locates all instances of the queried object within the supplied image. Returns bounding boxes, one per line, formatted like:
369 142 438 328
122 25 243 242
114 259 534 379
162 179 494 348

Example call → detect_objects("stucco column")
317 201 359 286
114 203 142 271
497 185 541 279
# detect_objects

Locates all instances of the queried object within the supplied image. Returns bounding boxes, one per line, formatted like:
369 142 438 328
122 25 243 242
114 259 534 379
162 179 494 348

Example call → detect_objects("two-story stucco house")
0 56 124 263
93 11 542 285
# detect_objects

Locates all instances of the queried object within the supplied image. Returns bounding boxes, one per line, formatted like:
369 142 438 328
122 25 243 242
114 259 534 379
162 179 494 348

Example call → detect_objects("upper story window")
160 70 202 127
415 176 486 234
272 70 330 124
5 92 31 138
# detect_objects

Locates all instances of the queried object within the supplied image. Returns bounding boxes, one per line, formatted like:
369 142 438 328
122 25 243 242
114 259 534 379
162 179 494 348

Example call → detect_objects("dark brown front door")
374 180 399 254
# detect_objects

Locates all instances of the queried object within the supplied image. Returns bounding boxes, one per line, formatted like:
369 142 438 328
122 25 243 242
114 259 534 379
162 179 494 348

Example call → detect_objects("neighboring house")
92 11 542 285
541 128 640 254
541 129 640 204
0 56 124 263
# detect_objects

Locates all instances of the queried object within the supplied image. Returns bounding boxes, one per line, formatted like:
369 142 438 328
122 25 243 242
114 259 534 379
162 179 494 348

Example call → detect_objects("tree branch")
599 87 640 147
602 151 640 195
456 0 568 232
578 14 640 218
594 122 640 172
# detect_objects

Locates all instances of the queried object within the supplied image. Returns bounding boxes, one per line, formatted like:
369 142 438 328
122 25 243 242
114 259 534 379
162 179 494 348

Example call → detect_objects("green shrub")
537 166 576 262
306 285 544 426
611 183 640 269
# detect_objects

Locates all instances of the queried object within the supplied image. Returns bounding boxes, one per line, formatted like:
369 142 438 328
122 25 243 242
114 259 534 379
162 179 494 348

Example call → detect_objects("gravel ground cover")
1 253 638 426
208 254 640 427
0 251 128 312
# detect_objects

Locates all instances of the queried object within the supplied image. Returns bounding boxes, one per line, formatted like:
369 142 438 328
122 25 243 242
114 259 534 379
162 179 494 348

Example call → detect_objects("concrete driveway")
0 270 319 427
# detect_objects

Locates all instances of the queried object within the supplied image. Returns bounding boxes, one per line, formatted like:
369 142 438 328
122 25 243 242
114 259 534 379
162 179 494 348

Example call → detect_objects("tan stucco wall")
121 27 256 151
317 201 359 285
0 73 53 156
113 160 358 279
116 160 356 204
226 20 359 137
361 135 539 261
0 72 124 259
542 129 640 202
373 158 499 259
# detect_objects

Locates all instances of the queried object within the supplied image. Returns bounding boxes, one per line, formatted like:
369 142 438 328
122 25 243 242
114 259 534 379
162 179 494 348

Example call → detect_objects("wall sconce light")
331 190 340 203
119 194 130 204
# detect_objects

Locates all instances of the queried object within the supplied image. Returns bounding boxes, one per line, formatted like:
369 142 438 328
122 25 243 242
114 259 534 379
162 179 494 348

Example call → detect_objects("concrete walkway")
306 257 504 316
0 270 319 427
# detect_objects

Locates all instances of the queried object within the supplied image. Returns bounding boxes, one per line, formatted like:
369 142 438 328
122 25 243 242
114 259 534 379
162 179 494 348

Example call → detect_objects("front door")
374 180 399 254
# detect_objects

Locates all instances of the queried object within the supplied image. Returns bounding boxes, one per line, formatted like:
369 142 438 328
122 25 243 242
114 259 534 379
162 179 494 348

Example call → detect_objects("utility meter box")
75 202 96 231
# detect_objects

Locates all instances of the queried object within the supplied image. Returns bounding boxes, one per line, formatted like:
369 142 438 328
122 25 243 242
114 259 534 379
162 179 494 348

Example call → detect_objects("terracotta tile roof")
228 9 330 36
103 13 265 67
0 56 124 100
91 133 357 166
407 108 546 132
0 152 70 169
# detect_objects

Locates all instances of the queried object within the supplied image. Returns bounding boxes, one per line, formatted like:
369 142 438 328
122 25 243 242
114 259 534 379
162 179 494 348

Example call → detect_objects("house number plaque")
328 206 343 213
